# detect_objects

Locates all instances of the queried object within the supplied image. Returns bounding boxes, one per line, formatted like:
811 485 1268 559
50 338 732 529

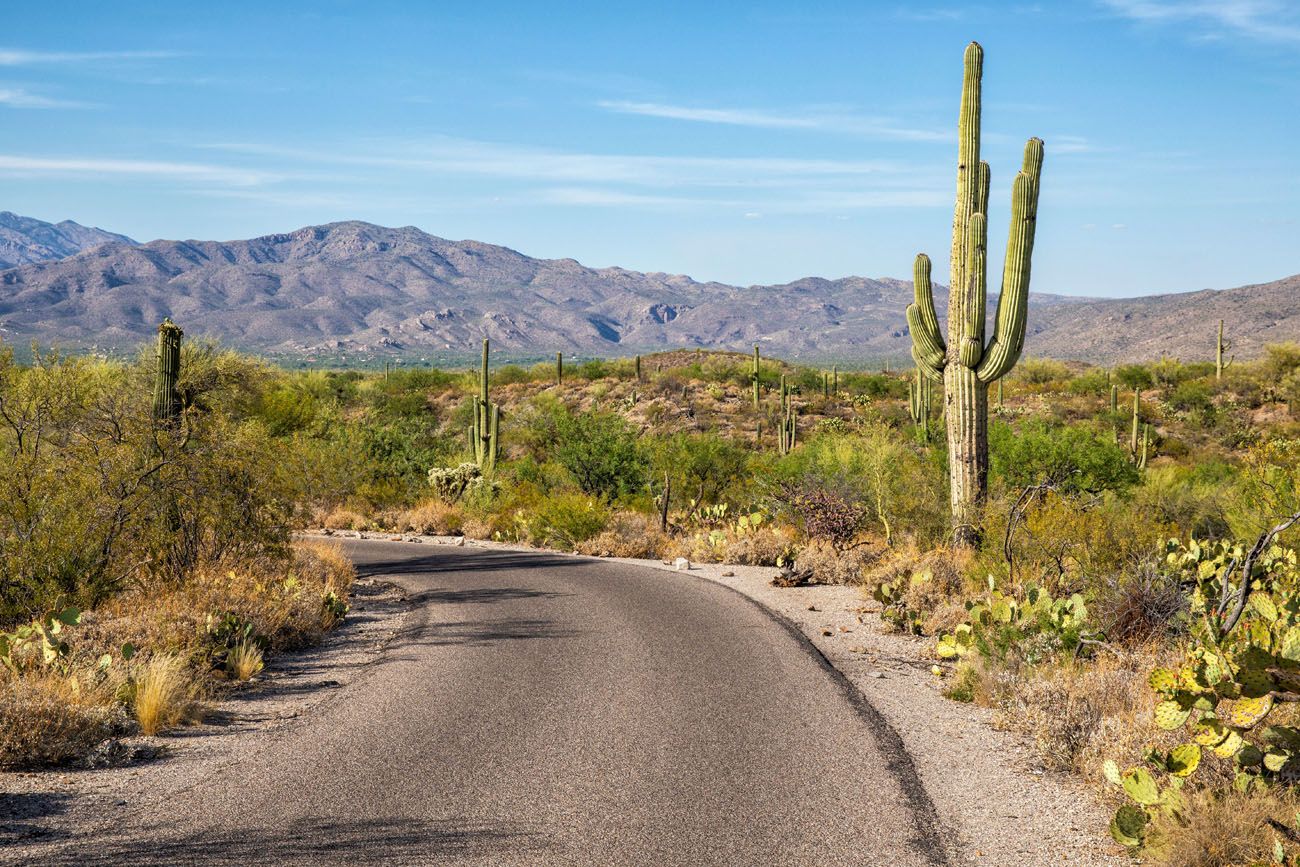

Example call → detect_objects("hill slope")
0 212 135 269
0 218 1294 363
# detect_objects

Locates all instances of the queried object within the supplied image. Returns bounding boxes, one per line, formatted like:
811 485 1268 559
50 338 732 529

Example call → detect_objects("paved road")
25 540 947 866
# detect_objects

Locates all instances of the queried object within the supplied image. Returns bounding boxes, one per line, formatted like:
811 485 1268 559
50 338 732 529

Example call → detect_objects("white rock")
673 557 691 571
454 536 466 547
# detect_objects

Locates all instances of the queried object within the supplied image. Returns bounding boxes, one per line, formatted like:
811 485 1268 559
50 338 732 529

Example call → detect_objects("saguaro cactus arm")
975 139 1043 384
907 254 946 380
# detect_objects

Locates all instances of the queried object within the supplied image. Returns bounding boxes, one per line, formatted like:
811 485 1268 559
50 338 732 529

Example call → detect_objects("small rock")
673 557 691 571
322 528 334 536
808 605 818 611
390 536 402 542
661 560 672 565
454 537 466 547
721 570 735 577
869 671 885 679
821 629 832 636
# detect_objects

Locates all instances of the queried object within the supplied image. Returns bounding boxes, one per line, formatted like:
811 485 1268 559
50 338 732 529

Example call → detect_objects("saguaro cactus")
556 351 563 385
906 42 1044 547
635 354 642 383
153 318 183 424
1130 390 1141 458
751 345 761 409
469 338 499 472
909 369 932 440
1216 320 1234 381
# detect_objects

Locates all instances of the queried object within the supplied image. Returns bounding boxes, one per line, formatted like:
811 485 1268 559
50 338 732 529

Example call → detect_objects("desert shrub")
1065 369 1111 396
1017 357 1071 385
990 420 1139 496
1262 343 1300 381
795 538 876 585
574 512 665 559
253 383 320 435
1115 364 1154 390
521 492 610 550
0 673 123 768
321 507 371 531
648 432 752 507
722 525 794 566
551 409 647 500
784 487 866 547
395 500 465 535
1132 463 1232 540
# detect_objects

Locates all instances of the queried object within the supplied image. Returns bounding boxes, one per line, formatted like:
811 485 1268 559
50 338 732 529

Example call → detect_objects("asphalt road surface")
25 540 948 866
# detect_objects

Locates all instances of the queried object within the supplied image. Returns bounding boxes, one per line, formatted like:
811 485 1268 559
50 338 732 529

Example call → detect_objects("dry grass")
1145 788 1300 867
394 499 465 536
321 507 371 531
574 512 667 559
0 672 123 768
131 654 191 736
1 540 356 767
795 539 877 585
722 526 794 566
225 641 264 681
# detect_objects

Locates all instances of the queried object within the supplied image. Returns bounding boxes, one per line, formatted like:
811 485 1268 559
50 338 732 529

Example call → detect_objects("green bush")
990 420 1139 496
552 409 647 500
523 492 610 549
648 432 752 506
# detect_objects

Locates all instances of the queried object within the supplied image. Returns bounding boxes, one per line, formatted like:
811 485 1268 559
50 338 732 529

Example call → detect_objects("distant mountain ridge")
0 211 135 269
0 217 1295 364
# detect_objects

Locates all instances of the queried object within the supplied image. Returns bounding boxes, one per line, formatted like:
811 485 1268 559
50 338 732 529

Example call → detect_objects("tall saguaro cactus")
751 345 761 409
469 338 499 472
556 351 563 385
906 42 1044 547
153 318 183 424
1216 320 1233 381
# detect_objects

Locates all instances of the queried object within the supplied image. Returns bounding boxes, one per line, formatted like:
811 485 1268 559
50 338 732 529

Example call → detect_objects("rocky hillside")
0 218 1294 364
0 212 135 269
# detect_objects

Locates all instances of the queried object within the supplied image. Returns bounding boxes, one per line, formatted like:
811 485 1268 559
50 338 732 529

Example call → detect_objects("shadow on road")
353 549 597 579
30 817 542 865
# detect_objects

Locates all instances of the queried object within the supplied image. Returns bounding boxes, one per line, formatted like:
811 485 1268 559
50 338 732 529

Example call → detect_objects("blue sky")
1 1 1298 297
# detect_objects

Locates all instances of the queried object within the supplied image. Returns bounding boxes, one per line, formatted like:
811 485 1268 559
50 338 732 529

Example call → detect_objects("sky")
1 0 1298 297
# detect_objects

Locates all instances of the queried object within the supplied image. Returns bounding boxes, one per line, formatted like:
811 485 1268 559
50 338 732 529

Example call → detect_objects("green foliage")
649 432 751 507
551 409 647 501
519 492 610 549
1016 358 1071 385
990 420 1140 495
428 462 490 503
1115 364 1154 390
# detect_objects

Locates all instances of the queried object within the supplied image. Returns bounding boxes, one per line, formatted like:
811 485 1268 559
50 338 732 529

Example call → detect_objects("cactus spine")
905 42 1044 547
1216 320 1233 381
469 338 499 472
153 318 183 424
751 345 761 409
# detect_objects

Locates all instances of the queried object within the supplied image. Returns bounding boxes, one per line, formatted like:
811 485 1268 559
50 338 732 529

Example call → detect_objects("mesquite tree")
907 42 1044 546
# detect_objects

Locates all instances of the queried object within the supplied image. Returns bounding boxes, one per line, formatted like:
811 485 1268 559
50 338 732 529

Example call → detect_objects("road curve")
30 540 948 866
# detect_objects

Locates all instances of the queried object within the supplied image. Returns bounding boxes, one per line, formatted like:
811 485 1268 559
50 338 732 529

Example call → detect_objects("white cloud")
0 87 90 108
203 137 920 187
1100 0 1300 42
597 100 949 142
0 49 182 66
0 154 272 186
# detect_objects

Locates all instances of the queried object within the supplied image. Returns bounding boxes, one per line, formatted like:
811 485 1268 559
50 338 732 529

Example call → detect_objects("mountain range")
0 212 135 269
0 216 1295 364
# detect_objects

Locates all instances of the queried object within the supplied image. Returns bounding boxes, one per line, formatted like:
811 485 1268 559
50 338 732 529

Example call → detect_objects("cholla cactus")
906 42 1044 546
153 318 183 424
